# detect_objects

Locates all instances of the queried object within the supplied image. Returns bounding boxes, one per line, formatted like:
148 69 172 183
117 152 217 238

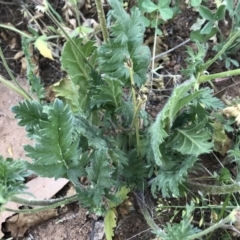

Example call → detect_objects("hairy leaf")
0 156 29 208
151 156 198 197
61 39 97 111
104 209 117 240
159 202 200 239
86 148 116 207
98 0 151 86
150 78 200 166
74 115 108 149
196 87 225 110
12 100 48 137
24 99 80 178
168 121 213 156
22 37 45 100
90 77 123 109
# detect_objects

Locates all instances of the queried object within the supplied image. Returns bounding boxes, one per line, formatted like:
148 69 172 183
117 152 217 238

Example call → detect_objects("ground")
1 1 240 240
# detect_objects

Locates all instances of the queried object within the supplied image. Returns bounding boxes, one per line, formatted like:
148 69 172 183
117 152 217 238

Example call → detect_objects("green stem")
5 195 79 213
198 68 240 83
11 194 79 206
95 0 109 43
188 182 240 195
129 66 141 155
0 24 32 38
0 47 32 100
187 209 239 240
203 30 240 70
0 75 31 100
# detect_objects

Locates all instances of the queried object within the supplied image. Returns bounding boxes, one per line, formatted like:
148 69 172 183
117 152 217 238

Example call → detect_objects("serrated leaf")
24 99 80 178
98 1 151 86
150 78 200 166
104 209 117 240
168 122 213 156
22 37 45 99
196 87 225 110
0 156 29 208
52 78 79 112
34 36 53 60
86 149 116 206
12 100 48 136
151 155 198 197
90 77 123 109
74 115 108 149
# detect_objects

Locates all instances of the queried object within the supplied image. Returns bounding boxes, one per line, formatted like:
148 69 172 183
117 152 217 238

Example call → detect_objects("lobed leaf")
150 78 199 166
168 121 213 156
24 99 80 178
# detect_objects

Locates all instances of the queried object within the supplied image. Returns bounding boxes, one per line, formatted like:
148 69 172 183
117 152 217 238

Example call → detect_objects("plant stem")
5 195 79 213
188 182 240 195
95 0 109 43
198 68 240 83
203 30 240 70
0 47 32 100
0 24 32 38
0 75 31 100
11 194 79 206
187 209 240 239
129 64 141 155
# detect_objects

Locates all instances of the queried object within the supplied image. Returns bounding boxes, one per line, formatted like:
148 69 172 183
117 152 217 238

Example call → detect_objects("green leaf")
190 18 206 31
12 100 48 136
90 77 123 109
214 5 226 21
24 99 80 178
150 78 199 166
159 202 200 239
200 21 213 34
74 115 108 149
22 37 45 100
61 39 96 111
87 148 116 206
198 6 214 20
52 78 79 112
142 0 158 12
98 1 151 86
190 28 217 42
196 87 225 110
151 156 198 197
191 0 202 7
168 121 213 156
104 209 117 240
0 156 29 209
61 38 96 84
159 8 174 21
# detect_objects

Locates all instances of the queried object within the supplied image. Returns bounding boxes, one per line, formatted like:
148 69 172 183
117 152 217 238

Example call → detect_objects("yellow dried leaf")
34 37 53 60
223 105 240 117
104 209 117 240
223 104 240 126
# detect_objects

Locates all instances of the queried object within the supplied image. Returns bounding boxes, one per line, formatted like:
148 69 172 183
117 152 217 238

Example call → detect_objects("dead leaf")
5 209 58 238
34 36 54 60
14 51 24 60
223 104 240 125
